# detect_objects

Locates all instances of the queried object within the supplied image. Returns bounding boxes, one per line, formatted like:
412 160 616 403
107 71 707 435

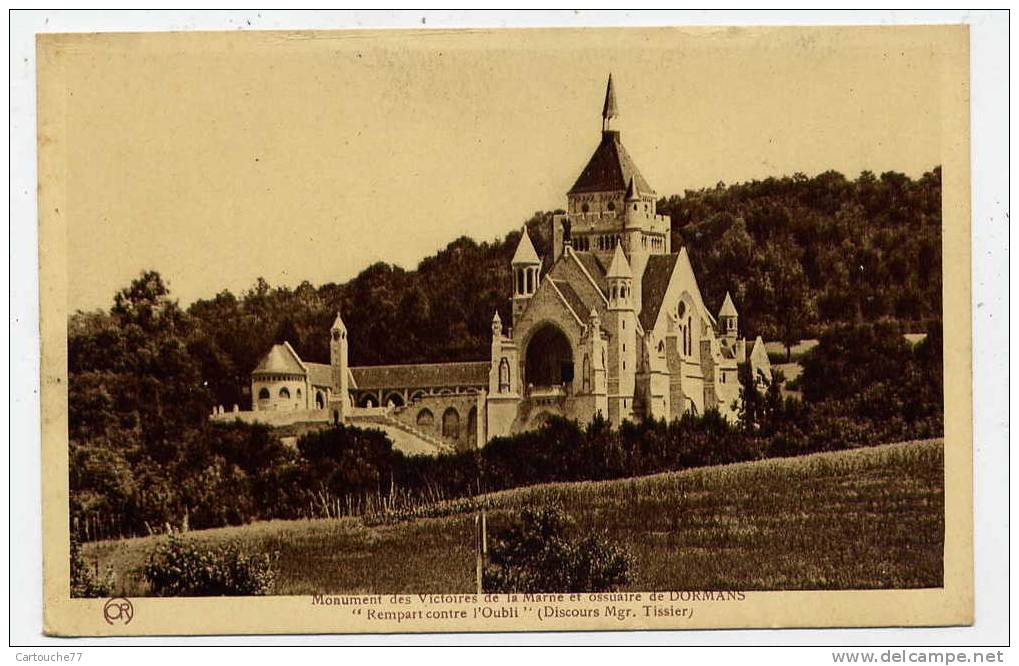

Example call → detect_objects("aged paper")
38 25 971 635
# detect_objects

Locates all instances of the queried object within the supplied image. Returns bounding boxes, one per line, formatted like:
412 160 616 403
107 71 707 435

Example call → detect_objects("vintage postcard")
38 25 972 635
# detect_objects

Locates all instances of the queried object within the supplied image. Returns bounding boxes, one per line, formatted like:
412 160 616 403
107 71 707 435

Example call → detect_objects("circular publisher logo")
103 597 133 625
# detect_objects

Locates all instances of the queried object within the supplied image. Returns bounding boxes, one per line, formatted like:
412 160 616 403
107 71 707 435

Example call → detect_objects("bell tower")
561 74 671 270
330 312 349 419
718 292 739 347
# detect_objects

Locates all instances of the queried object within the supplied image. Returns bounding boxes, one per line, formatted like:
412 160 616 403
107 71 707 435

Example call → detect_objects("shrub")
70 536 112 598
143 533 276 596
483 503 632 593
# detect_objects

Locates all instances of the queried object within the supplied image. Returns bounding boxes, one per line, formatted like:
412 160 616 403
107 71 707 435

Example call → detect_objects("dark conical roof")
569 131 653 195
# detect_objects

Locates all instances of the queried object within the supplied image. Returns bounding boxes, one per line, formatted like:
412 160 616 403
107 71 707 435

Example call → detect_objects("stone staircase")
349 410 452 455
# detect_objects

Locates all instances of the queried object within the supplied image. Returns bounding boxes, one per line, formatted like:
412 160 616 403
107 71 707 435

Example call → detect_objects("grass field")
85 439 944 595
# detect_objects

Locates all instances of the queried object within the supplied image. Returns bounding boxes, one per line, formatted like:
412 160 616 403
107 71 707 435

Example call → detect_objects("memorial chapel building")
228 76 769 452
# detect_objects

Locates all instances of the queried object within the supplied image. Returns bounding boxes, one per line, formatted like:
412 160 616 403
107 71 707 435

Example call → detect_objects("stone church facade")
220 76 769 452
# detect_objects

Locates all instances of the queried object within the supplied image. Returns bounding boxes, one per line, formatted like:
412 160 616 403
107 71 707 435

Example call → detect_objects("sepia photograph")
31 20 978 636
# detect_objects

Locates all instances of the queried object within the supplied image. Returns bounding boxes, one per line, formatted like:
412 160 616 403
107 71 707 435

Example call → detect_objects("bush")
70 536 112 598
483 503 632 593
143 533 276 596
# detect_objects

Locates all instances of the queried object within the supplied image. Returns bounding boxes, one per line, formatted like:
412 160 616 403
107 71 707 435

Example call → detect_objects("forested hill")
70 168 941 410
661 167 942 349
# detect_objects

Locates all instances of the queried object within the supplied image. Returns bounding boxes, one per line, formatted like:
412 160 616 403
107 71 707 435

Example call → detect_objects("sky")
48 26 956 311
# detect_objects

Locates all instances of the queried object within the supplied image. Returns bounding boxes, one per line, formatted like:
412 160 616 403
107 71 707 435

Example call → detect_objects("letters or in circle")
103 597 134 625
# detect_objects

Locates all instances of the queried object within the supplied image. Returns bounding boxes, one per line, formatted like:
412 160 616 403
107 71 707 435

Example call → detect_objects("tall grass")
85 439 943 595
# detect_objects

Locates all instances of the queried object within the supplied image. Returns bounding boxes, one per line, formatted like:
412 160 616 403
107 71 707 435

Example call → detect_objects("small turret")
491 310 503 338
718 292 738 345
512 226 541 319
625 176 639 202
623 175 642 231
606 243 633 311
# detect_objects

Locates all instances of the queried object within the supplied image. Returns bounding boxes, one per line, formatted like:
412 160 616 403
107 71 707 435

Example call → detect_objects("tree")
767 247 816 361
483 503 632 593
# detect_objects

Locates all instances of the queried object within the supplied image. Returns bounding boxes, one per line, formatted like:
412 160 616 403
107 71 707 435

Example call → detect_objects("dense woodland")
68 169 944 541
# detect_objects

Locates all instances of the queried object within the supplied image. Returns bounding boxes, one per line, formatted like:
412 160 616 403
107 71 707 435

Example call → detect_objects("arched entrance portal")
525 324 574 389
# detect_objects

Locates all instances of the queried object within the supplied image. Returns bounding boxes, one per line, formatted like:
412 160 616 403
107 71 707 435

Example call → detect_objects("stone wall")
251 375 309 412
210 408 330 428
390 392 484 452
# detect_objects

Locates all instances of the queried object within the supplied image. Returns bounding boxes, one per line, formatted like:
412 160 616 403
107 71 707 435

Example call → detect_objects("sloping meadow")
85 439 943 595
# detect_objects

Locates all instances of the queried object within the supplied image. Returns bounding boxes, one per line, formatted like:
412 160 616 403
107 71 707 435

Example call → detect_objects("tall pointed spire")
602 73 618 132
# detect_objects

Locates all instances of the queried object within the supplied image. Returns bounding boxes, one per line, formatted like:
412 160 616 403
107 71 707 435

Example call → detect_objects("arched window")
442 407 460 440
582 354 591 392
258 387 270 400
279 387 291 399
296 388 302 402
498 357 511 393
316 391 325 409
581 202 589 213
607 201 615 211
678 301 687 319
657 340 665 354
416 408 434 428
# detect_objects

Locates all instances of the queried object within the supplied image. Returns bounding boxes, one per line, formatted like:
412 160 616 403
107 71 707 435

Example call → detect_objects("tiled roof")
571 251 608 296
551 279 589 322
639 254 679 330
305 362 332 388
569 131 652 195
252 342 306 375
349 361 490 390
